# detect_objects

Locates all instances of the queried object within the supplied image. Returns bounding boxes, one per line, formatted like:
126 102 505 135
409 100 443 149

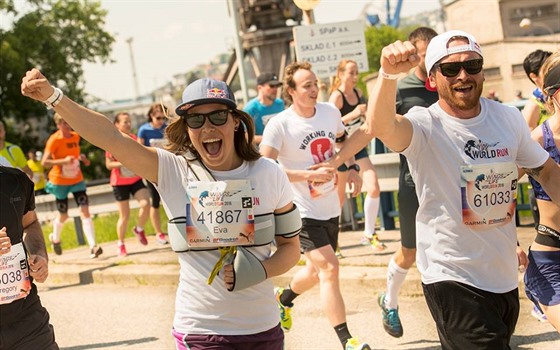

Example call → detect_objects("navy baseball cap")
257 72 281 86
175 78 237 116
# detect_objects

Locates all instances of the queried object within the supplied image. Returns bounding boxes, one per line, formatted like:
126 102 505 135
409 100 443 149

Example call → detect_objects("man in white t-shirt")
330 30 560 348
260 62 369 350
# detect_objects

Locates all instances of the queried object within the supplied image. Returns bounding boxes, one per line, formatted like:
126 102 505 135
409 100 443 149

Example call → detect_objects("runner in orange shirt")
42 113 102 258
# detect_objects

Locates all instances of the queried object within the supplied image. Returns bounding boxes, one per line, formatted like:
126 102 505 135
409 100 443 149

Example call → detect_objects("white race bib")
185 180 255 248
61 159 80 178
120 166 135 178
149 138 166 149
0 243 31 305
460 162 518 230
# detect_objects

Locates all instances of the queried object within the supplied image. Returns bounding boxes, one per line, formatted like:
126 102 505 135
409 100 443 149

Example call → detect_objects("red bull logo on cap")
207 88 227 99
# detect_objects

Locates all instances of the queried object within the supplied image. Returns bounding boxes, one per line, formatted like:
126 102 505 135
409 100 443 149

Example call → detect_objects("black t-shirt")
0 165 39 325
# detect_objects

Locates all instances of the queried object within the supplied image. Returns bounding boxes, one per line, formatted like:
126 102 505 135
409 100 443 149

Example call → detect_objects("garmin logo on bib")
463 139 509 160
460 163 518 230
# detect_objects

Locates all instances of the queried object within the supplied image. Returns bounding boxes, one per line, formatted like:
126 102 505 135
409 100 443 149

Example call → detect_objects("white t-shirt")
261 103 345 220
403 98 549 293
155 148 294 335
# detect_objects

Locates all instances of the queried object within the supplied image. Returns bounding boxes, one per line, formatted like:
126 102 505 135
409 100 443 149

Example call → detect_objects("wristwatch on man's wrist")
348 164 360 172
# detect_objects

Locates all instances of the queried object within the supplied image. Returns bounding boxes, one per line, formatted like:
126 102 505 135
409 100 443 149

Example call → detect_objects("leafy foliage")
357 25 409 95
1 0 115 179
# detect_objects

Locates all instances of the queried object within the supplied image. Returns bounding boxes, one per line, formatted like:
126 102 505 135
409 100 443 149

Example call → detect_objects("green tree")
357 25 409 94
1 0 115 179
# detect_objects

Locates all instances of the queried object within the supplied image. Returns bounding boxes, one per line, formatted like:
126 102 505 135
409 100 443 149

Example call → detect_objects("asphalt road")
38 283 559 350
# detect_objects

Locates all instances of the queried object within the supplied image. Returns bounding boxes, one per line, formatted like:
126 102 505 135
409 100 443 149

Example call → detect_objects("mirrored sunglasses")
435 59 484 78
183 109 230 129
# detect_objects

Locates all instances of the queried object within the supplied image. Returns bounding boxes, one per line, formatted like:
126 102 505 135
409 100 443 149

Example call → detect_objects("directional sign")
293 20 369 79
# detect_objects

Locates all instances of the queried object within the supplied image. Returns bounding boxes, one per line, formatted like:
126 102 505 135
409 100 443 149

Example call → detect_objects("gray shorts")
299 217 339 253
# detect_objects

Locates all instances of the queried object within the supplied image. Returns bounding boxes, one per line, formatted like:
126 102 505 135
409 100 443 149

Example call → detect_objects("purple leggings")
172 324 284 350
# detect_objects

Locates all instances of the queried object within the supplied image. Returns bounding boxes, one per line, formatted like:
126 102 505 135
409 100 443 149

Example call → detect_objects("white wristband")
378 68 399 80
43 87 63 109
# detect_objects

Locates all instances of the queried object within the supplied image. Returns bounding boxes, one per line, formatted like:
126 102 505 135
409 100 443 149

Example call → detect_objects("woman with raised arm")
523 51 560 332
22 69 301 349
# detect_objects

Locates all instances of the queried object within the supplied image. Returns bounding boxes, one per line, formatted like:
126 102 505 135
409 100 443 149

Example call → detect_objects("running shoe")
370 234 387 252
360 234 373 245
274 287 293 332
531 305 548 323
90 245 103 259
377 292 403 338
49 233 62 255
344 338 371 350
118 244 128 257
156 232 169 245
133 226 148 245
335 245 345 259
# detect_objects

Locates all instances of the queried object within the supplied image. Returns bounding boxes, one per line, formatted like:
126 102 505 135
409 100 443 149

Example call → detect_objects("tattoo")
523 165 544 177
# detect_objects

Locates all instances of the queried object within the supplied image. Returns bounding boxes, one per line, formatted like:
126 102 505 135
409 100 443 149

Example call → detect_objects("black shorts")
299 217 339 253
398 155 419 249
423 281 519 350
146 181 161 208
0 302 59 350
112 179 147 201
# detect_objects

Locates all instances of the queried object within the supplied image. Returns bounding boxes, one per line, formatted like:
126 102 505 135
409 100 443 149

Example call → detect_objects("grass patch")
41 207 168 253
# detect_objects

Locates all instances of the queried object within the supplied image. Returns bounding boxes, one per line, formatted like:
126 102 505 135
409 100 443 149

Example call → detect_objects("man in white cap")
373 30 560 348
328 30 560 348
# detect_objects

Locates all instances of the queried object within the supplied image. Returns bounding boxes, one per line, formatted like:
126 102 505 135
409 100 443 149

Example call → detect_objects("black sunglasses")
435 59 484 78
183 109 230 129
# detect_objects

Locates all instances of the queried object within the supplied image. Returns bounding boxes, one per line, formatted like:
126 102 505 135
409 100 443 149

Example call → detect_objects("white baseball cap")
425 30 483 75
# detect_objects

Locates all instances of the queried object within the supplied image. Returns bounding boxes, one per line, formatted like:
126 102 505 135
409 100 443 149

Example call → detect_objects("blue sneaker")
377 292 403 338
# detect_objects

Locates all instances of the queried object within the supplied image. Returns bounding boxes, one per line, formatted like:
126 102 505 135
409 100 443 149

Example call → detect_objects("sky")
81 0 441 102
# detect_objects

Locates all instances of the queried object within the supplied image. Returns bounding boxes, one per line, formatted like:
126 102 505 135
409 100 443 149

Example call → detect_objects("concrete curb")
45 226 536 297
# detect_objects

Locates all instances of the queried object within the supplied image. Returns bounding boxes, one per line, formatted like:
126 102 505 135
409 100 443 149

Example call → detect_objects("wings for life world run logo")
463 139 509 160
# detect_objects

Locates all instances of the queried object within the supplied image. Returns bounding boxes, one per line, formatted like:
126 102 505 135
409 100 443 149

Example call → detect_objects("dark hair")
164 109 260 162
408 27 438 46
282 61 313 104
113 112 130 124
147 103 169 123
523 50 553 84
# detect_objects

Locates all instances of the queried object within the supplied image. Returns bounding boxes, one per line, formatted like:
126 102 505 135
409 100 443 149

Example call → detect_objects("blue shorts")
524 249 560 307
45 181 87 200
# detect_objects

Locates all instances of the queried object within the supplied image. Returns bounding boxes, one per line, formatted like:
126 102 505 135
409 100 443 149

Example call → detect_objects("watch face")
350 164 360 172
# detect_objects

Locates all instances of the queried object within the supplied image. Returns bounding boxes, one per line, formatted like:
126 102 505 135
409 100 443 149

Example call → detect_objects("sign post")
293 20 369 79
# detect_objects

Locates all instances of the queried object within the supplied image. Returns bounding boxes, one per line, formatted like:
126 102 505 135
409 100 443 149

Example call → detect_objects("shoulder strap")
182 151 215 181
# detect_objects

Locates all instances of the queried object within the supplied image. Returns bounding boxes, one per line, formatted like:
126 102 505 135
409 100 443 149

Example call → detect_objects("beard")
439 78 483 112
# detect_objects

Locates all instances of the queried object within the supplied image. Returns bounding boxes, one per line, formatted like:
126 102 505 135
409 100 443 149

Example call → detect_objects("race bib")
0 243 31 305
120 166 135 178
185 180 255 248
32 173 43 184
308 175 337 199
149 138 166 149
61 159 80 178
460 162 518 230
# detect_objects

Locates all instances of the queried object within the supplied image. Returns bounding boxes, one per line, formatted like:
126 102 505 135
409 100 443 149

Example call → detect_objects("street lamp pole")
126 37 141 101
